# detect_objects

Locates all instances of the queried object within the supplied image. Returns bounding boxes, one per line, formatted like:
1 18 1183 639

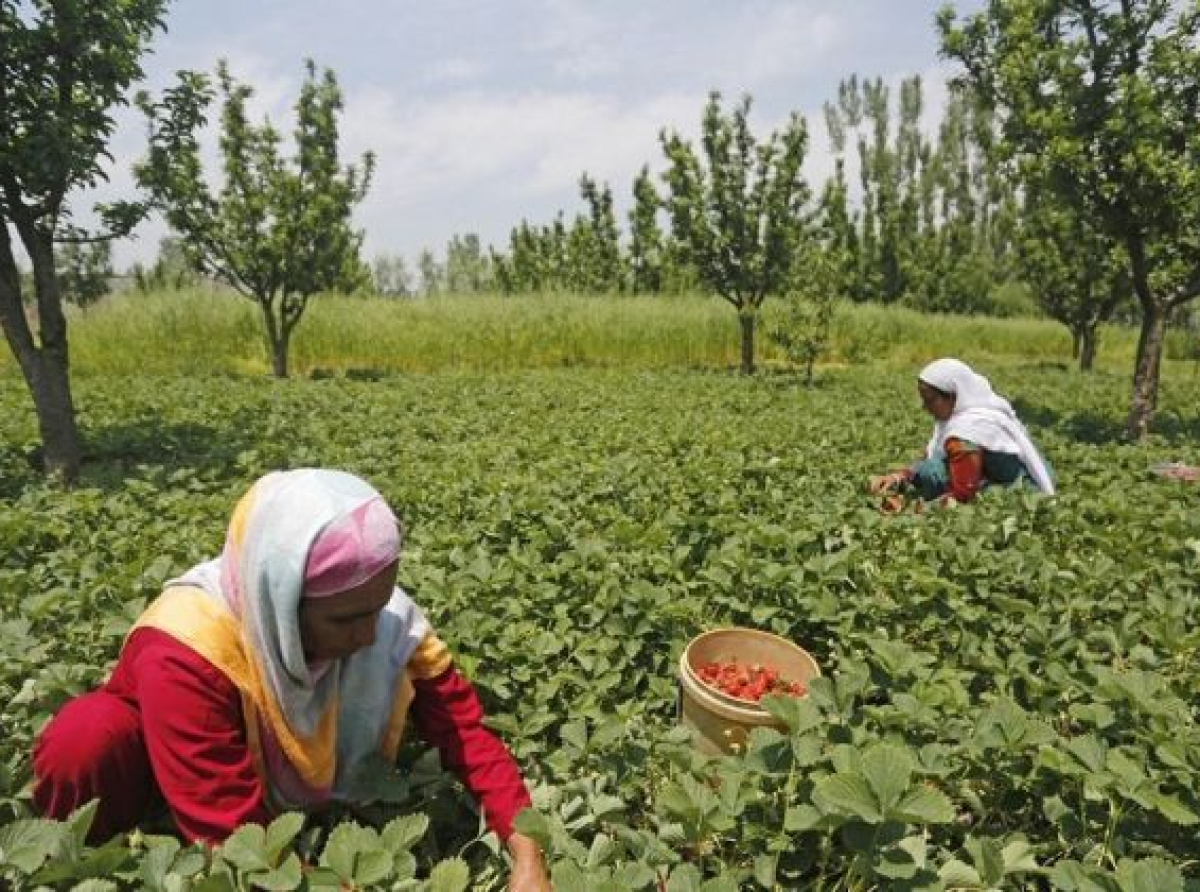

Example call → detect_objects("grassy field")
4 288 1196 379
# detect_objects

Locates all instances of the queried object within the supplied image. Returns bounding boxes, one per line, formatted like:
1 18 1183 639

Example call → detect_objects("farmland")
2 354 1198 889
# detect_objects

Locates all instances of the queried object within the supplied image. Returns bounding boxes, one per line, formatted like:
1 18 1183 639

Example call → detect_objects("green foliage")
443 234 492 295
940 0 1200 436
491 176 625 296
56 237 113 310
0 0 168 480
371 253 414 298
2 363 1199 888
135 59 374 378
764 240 844 385
132 237 202 294
660 92 810 373
1018 184 1131 370
627 165 665 294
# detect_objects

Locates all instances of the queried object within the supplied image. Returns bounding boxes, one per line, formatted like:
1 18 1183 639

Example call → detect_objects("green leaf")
264 812 305 858
1114 857 1183 892
813 773 882 823
590 794 626 821
784 804 824 832
939 859 982 886
319 823 362 879
862 743 913 811
0 818 62 873
511 809 553 849
1001 838 1040 873
891 786 955 824
1066 735 1108 773
965 836 1005 886
700 876 741 892
560 720 588 751
549 861 589 892
353 849 394 885
759 694 822 734
753 854 776 888
666 864 703 892
219 824 269 872
1048 859 1120 892
1149 792 1199 826
428 856 470 892
381 814 429 852
139 837 182 888
250 853 303 891
65 800 101 851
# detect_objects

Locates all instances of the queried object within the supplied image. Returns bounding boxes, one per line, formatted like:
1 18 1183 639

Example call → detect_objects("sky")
73 0 986 271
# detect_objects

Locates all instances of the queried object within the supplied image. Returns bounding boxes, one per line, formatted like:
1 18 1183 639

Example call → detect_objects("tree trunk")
1127 302 1168 439
1078 324 1097 372
0 225 82 482
1070 329 1081 360
738 310 755 375
259 297 290 378
271 330 290 378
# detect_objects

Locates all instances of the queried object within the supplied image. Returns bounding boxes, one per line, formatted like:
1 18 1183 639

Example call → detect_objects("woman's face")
299 560 398 662
918 381 956 422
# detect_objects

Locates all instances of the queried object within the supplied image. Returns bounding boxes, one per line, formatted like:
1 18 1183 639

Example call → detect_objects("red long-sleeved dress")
34 627 530 845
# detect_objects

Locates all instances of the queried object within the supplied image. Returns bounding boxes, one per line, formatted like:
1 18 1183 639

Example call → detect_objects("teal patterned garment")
909 440 1036 501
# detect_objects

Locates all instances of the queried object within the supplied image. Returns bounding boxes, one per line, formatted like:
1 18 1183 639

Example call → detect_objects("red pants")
33 690 158 843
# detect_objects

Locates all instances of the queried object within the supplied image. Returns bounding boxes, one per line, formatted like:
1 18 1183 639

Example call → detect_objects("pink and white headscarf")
169 469 429 808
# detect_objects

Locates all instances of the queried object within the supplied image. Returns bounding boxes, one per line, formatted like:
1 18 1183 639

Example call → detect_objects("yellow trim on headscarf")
380 670 415 762
379 632 451 762
407 632 452 679
129 587 339 792
225 484 257 552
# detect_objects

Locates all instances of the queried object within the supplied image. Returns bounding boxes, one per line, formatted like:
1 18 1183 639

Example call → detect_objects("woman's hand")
869 471 907 494
506 831 551 892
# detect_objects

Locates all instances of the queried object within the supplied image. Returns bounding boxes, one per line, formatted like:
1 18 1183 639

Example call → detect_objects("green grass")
1 287 1194 378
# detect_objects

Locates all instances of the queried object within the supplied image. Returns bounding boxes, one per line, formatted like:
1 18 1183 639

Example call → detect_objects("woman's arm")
130 630 271 844
409 666 533 839
941 437 986 503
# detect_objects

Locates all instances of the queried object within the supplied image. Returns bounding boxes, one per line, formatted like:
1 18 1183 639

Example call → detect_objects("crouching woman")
33 468 550 891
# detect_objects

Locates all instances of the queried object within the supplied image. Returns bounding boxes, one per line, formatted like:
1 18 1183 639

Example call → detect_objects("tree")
444 233 491 293
660 93 810 374
940 0 1200 438
1019 186 1129 370
136 60 374 378
416 248 442 296
371 253 413 298
132 235 200 293
766 239 846 386
572 174 623 293
58 236 113 310
0 0 168 481
627 165 664 294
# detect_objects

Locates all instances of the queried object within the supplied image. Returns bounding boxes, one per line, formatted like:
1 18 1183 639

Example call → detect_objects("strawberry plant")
2 365 1198 888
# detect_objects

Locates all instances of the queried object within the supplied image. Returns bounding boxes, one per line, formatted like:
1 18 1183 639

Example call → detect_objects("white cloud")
47 1 968 270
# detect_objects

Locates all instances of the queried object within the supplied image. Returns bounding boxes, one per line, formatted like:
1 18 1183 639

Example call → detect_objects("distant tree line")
4 0 1200 481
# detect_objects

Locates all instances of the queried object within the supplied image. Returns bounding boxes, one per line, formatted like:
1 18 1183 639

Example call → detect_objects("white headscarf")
918 358 1056 495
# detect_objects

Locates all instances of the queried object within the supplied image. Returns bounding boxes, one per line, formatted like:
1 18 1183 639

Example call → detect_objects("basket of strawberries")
678 627 821 753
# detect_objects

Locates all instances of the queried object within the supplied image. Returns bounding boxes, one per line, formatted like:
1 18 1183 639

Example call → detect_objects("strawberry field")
1 365 1198 890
